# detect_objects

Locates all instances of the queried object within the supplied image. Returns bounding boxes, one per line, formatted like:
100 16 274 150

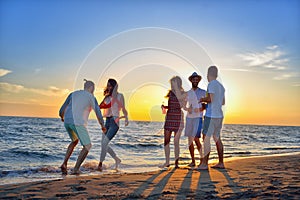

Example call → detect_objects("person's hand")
161 105 165 109
187 107 192 114
125 118 129 126
101 126 107 133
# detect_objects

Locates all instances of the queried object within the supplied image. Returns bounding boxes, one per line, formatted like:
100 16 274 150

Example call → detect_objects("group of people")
161 66 225 170
58 65 225 175
59 78 128 175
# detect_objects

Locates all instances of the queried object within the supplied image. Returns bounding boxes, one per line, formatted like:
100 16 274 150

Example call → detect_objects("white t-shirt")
205 80 225 118
186 88 206 118
62 90 100 126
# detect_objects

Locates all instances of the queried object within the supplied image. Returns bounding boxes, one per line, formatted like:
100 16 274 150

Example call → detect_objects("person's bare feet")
198 164 208 170
71 169 81 175
60 164 67 175
175 159 179 168
159 163 170 168
188 162 196 167
97 162 103 172
211 163 225 169
115 157 121 169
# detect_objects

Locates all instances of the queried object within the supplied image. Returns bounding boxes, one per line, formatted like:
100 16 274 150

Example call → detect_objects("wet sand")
1 153 299 199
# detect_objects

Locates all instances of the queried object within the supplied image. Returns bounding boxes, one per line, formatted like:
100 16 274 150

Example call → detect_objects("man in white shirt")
199 66 225 170
184 72 206 167
59 80 106 175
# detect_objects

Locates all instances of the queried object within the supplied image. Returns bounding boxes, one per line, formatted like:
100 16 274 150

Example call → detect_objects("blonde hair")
166 76 184 98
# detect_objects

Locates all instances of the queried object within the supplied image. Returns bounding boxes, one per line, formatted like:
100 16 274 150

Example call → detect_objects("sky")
0 0 299 126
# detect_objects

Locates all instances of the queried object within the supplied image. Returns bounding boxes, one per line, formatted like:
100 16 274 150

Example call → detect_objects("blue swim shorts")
64 123 91 146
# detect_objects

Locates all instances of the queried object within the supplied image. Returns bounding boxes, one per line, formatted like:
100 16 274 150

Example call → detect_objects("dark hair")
104 78 118 96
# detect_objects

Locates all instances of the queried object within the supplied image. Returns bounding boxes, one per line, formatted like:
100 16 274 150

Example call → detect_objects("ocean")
0 116 299 185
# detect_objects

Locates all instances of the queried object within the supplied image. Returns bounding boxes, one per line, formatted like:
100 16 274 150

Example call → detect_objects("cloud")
222 68 253 72
0 82 24 92
292 83 300 87
273 73 300 81
273 74 293 80
0 82 70 96
34 68 42 74
266 45 278 50
238 45 288 71
0 69 12 77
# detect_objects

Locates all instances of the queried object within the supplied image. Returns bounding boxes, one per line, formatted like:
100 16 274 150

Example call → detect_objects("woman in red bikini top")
97 78 129 172
99 80 129 125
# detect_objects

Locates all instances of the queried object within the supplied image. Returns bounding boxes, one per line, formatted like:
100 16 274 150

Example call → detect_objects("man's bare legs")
60 140 78 175
194 137 203 166
72 144 91 175
198 134 210 170
211 138 225 168
188 137 202 167
188 137 196 166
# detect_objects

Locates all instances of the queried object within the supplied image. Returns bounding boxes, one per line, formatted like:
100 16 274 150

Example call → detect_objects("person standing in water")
184 72 206 167
161 76 186 168
97 78 129 171
198 66 225 170
59 79 106 175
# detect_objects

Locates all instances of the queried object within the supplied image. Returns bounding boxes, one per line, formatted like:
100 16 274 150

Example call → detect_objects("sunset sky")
0 0 299 126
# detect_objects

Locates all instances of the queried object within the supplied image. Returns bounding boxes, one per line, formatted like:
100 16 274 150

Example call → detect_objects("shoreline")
1 151 299 186
1 153 299 199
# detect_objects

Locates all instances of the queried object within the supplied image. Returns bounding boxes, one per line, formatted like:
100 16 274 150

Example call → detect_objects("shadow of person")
175 169 193 199
147 168 176 198
214 168 242 196
126 168 176 199
196 169 218 199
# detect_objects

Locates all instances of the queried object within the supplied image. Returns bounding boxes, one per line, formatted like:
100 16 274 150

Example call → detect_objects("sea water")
0 116 299 185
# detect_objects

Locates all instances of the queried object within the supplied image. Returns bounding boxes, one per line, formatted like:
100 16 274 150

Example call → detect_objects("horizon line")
0 115 299 127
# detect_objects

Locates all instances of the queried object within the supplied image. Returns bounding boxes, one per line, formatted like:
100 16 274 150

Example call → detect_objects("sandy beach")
1 153 299 199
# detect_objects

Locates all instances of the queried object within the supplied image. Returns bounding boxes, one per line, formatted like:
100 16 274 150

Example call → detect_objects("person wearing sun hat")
184 72 206 167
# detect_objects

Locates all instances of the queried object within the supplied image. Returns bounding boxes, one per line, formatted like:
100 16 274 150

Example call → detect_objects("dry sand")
1 153 299 199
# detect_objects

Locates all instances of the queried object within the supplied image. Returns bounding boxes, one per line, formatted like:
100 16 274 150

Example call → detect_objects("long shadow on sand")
194 169 218 199
126 167 244 199
126 168 176 199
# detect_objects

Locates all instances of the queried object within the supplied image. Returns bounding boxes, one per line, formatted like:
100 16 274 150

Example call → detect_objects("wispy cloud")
292 82 300 87
0 69 12 77
273 74 294 80
0 82 70 96
238 45 288 71
34 68 42 74
222 68 253 72
0 82 24 92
